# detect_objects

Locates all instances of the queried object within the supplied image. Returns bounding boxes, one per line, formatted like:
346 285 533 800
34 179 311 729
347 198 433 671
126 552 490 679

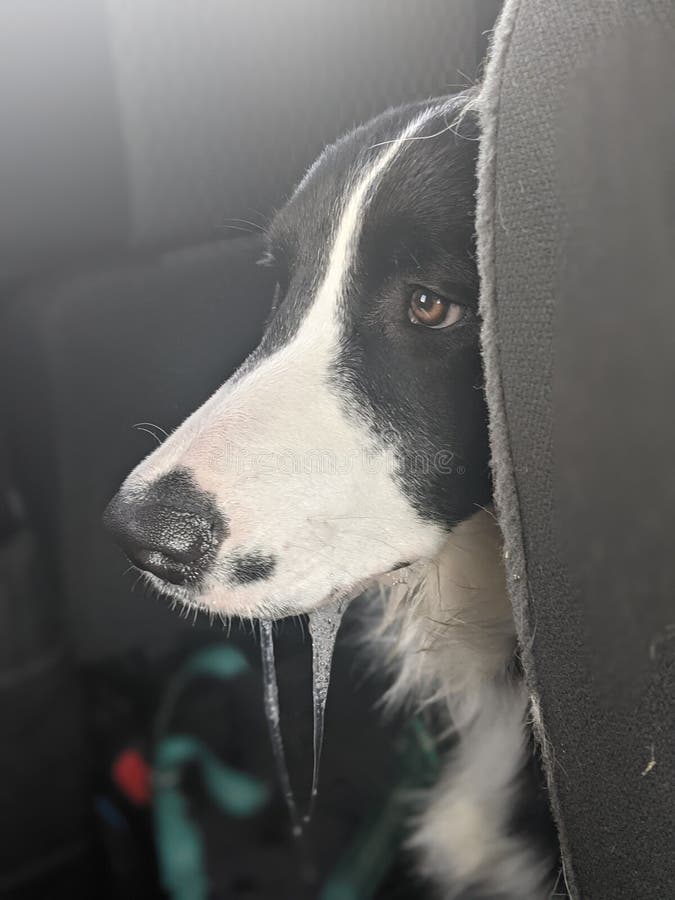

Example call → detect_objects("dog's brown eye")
408 288 463 329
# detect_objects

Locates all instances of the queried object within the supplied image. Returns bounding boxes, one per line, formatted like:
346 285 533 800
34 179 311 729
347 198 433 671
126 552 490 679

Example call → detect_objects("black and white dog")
105 93 557 898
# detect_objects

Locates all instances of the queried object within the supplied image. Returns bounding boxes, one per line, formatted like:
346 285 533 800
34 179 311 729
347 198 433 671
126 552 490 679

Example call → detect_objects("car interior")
1 2 673 899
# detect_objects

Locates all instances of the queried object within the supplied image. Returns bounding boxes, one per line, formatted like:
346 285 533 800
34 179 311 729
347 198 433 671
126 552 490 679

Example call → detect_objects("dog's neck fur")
371 511 551 899
372 507 516 723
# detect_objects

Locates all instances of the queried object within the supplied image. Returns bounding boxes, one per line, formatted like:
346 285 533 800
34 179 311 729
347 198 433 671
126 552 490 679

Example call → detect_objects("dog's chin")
137 559 415 621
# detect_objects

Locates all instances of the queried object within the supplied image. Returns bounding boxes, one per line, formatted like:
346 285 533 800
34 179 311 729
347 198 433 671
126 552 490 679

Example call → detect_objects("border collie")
104 92 558 898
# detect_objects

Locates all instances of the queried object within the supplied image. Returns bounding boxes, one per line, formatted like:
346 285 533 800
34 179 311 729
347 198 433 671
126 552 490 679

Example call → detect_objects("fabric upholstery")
477 2 675 897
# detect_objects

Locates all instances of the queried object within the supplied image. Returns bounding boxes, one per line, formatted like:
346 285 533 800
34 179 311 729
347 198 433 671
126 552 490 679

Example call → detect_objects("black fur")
228 552 277 585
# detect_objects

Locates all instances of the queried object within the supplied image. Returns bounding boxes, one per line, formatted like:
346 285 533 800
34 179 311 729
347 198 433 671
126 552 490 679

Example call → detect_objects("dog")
104 92 558 898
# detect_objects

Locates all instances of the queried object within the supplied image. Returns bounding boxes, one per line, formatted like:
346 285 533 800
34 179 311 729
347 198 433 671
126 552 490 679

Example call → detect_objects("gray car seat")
478 2 675 897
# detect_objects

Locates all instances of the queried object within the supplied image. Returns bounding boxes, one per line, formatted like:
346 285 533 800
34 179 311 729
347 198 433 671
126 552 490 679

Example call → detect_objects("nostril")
125 546 194 586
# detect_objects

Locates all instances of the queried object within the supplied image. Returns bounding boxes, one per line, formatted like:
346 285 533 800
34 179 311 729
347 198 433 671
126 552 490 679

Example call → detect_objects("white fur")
411 683 549 900
370 510 552 898
372 509 514 720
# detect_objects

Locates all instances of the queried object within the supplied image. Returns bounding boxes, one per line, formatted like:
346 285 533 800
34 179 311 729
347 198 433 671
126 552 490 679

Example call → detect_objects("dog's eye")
408 288 463 329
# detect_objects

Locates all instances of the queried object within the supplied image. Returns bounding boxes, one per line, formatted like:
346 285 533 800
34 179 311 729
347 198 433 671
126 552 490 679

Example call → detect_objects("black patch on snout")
147 470 228 535
104 468 229 587
228 552 277 585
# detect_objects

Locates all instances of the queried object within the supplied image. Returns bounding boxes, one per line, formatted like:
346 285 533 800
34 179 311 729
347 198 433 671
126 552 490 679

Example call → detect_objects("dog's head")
104 94 491 619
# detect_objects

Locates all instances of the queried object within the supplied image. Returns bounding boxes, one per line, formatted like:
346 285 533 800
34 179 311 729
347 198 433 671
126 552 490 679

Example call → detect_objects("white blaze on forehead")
305 101 448 336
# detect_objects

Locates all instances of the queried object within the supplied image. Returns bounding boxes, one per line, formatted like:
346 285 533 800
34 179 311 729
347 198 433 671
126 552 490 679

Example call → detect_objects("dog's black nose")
103 497 212 584
103 470 227 586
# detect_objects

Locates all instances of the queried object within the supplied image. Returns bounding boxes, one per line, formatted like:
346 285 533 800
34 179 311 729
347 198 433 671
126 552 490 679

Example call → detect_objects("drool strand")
259 619 304 838
304 595 350 824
